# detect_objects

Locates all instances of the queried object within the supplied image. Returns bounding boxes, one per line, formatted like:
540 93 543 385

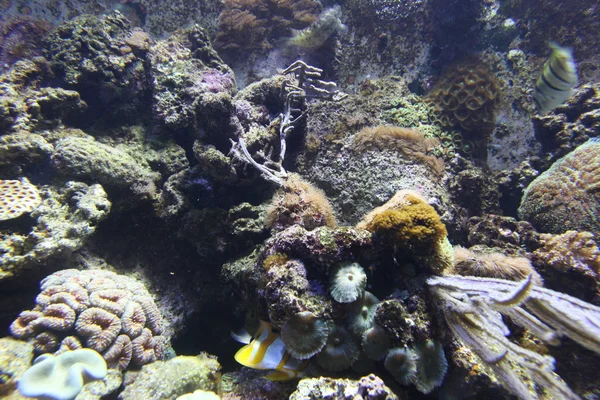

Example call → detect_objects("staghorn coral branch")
230 60 346 185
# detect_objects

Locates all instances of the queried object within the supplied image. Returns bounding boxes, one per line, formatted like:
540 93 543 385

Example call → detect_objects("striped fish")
232 321 309 381
533 42 578 115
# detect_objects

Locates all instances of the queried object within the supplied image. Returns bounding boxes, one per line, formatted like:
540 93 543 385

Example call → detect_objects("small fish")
287 6 348 49
232 320 309 381
533 42 578 115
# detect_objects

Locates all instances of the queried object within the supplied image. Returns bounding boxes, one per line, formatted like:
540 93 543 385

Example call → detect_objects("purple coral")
10 269 168 370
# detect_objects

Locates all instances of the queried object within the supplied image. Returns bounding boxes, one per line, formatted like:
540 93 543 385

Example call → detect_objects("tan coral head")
0 178 42 221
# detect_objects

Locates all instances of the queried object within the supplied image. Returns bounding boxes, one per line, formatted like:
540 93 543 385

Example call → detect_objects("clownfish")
231 320 309 381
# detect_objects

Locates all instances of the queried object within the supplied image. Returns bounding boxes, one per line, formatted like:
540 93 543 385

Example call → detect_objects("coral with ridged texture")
10 269 168 370
427 61 501 134
519 138 600 237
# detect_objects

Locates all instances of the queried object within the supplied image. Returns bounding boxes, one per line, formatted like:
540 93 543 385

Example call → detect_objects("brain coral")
10 269 168 370
427 61 501 133
518 138 600 236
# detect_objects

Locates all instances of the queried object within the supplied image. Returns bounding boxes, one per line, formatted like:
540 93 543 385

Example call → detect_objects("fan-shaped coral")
10 269 168 370
281 311 330 359
384 347 417 386
361 325 390 361
413 340 448 394
315 325 359 371
348 291 379 336
329 262 367 303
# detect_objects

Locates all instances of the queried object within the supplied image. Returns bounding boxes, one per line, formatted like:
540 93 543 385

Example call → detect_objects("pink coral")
9 269 168 370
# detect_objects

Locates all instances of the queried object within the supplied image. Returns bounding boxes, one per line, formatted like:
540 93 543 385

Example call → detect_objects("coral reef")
0 182 110 281
149 25 237 134
533 231 600 303
10 269 168 370
43 12 150 121
532 84 600 159
0 59 87 134
466 214 539 255
214 0 320 54
518 138 600 237
51 136 160 189
290 374 398 400
119 353 221 400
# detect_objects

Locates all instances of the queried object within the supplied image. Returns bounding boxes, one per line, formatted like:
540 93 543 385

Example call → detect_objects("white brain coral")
0 178 41 221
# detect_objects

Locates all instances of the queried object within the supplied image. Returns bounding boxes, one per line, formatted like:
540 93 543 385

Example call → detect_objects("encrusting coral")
10 269 168 371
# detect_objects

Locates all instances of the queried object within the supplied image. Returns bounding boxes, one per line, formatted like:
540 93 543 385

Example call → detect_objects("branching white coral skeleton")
229 61 347 186
428 274 600 400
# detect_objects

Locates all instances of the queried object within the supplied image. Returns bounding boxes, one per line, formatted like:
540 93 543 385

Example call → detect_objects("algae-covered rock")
0 182 111 280
0 337 34 399
290 374 398 400
0 132 53 167
51 136 159 188
119 354 221 400
43 12 150 122
149 25 236 136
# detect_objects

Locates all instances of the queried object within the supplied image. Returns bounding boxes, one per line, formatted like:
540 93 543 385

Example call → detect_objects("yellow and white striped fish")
232 320 309 381
533 42 578 115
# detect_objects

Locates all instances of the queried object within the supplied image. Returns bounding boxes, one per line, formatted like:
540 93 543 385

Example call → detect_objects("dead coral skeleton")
229 61 347 186
428 274 600 400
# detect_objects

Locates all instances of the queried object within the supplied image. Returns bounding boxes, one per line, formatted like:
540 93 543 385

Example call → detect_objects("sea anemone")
351 351 376 374
348 291 380 336
329 262 367 303
361 325 390 361
452 246 543 285
281 311 330 359
316 325 360 371
413 340 448 394
384 347 417 386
